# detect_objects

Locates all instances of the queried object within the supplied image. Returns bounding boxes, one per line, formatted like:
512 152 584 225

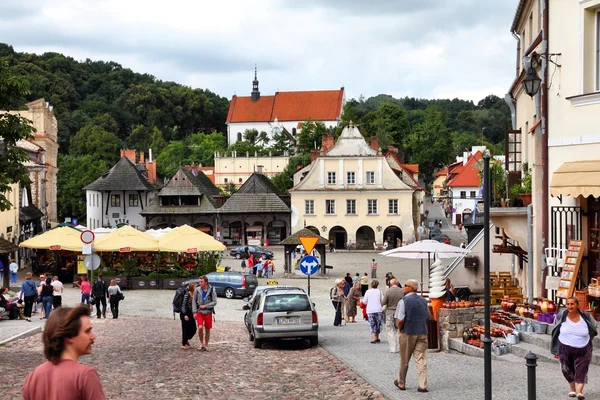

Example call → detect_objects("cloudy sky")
0 0 519 103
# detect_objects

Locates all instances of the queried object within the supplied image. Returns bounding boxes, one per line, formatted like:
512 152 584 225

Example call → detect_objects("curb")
0 326 42 346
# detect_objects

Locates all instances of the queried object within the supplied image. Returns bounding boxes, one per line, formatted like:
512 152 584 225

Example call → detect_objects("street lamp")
522 67 541 97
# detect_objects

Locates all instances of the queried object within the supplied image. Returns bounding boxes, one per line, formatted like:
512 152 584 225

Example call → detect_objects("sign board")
119 247 131 253
545 275 560 291
82 243 92 255
299 255 319 276
187 248 198 253
556 240 584 298
80 230 95 244
77 260 87 274
298 236 319 255
84 254 101 271
49 245 61 251
266 280 279 286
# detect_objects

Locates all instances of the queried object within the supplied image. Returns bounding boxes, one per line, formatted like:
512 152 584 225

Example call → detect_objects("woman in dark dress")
180 282 197 349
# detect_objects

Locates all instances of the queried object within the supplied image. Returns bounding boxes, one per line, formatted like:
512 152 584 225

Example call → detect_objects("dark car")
431 234 451 244
229 245 274 260
183 272 258 299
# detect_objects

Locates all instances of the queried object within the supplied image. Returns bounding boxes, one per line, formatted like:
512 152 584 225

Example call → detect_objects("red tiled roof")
435 167 448 177
400 164 419 174
447 151 483 188
226 88 344 123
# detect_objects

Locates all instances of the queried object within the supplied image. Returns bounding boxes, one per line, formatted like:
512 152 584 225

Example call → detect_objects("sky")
0 0 519 103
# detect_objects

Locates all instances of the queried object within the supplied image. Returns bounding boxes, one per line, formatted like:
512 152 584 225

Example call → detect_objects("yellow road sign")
299 236 319 255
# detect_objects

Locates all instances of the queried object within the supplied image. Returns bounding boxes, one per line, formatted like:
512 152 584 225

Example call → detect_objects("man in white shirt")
51 276 64 308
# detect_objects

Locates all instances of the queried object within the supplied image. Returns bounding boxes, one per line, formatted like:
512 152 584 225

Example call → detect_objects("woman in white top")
551 297 598 400
107 280 123 319
363 280 383 344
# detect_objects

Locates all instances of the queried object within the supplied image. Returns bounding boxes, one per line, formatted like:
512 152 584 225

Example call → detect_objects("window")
224 178 228 183
470 191 477 198
239 178 243 183
327 172 336 184
237 132 242 142
460 191 466 199
110 194 120 207
347 172 355 184
305 200 314 215
325 200 336 215
346 199 356 215
388 199 398 214
366 171 375 184
367 199 378 215
129 194 138 207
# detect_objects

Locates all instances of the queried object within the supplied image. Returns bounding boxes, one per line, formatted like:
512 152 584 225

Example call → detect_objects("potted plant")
520 164 532 205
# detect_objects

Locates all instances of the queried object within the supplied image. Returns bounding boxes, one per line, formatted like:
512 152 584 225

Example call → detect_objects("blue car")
183 272 258 299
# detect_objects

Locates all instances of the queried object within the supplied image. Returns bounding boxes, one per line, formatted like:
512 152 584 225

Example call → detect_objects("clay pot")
533 310 541 321
501 298 509 312
443 301 449 308
506 300 516 312
450 302 457 309
546 300 556 313
540 299 549 313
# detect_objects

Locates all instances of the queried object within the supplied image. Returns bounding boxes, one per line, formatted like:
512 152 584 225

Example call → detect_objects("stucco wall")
214 155 289 187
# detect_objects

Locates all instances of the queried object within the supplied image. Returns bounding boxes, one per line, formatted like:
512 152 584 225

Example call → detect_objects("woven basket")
575 289 589 310
588 278 600 297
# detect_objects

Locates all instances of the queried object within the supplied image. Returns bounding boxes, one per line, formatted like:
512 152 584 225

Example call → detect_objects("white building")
225 70 344 145
214 151 290 188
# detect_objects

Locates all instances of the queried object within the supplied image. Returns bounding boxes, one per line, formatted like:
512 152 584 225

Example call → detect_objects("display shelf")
557 240 584 299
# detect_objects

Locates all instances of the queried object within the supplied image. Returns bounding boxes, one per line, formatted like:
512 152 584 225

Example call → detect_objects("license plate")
276 317 300 325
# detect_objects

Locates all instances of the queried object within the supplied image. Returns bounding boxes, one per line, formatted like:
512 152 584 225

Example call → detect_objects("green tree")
243 128 269 146
149 126 168 156
156 140 187 177
269 128 292 156
271 153 312 195
126 124 151 151
186 132 227 166
296 120 328 154
227 140 267 157
0 62 35 210
69 125 120 163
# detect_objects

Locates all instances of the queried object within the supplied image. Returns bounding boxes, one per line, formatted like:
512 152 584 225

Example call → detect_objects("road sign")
299 255 319 276
80 230 95 244
84 253 101 271
298 236 319 255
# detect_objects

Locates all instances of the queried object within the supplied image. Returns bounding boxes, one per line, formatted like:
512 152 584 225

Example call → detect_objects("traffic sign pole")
299 255 319 296
308 273 310 296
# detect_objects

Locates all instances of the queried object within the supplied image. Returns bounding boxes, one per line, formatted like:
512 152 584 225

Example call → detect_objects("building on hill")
225 68 344 145
446 151 483 226
84 149 161 230
432 168 449 199
289 123 421 249
213 151 290 188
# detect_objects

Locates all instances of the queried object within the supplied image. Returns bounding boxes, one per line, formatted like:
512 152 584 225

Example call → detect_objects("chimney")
310 148 320 162
121 149 136 163
370 136 380 151
321 133 335 154
145 160 156 184
139 152 145 164
256 165 263 174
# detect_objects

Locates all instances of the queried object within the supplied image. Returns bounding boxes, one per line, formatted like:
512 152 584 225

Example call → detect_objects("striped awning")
550 160 600 198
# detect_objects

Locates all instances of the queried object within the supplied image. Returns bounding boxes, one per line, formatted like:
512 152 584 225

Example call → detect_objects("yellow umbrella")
19 226 83 252
94 225 159 252
158 224 226 253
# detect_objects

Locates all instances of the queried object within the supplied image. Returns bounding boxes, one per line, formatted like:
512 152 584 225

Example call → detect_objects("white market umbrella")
380 240 471 294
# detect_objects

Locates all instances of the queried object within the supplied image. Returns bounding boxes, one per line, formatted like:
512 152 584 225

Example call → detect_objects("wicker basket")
575 289 589 310
588 278 600 297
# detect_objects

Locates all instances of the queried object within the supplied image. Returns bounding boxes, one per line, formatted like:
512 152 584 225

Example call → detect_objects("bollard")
525 351 538 400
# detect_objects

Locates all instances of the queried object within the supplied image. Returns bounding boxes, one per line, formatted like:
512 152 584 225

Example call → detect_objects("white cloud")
0 0 519 102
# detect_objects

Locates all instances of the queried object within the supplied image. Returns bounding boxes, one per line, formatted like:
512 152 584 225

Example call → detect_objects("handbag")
118 292 125 301
90 296 96 306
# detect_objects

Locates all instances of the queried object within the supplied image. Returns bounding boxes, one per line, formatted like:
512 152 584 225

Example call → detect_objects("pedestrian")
36 274 46 319
363 280 384 344
107 280 123 319
92 274 108 319
257 256 264 278
192 275 217 351
360 273 369 296
331 278 345 327
394 279 431 392
371 259 378 279
352 273 360 286
385 272 395 288
262 258 270 278
1 287 19 320
247 254 255 276
551 296 597 399
329 239 335 253
444 278 456 302
80 276 92 311
21 305 106 400
39 277 54 319
382 279 404 353
345 282 360 323
51 276 64 309
180 282 197 350
19 272 37 322
9 258 18 284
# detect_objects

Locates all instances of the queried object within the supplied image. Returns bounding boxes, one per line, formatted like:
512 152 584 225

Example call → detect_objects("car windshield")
264 294 311 313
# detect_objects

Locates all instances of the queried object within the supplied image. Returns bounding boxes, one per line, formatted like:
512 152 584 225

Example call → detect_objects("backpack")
172 286 187 314
329 286 336 299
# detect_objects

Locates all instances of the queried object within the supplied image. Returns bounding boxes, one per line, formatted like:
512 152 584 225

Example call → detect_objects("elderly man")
382 279 403 353
394 279 430 393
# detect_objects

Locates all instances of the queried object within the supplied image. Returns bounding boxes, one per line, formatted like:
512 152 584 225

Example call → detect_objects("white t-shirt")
363 288 382 314
51 281 64 296
559 316 590 348
9 262 18 273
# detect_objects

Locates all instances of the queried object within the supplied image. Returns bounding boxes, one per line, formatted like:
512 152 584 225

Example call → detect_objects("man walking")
92 274 108 318
51 275 64 308
382 279 403 353
192 275 217 351
371 258 378 278
394 279 430 392
9 259 18 284
21 305 106 399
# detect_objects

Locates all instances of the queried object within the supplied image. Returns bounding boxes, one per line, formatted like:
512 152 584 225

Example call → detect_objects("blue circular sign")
299 255 319 276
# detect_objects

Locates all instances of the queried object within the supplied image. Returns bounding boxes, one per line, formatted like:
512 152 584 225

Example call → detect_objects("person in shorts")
192 275 217 351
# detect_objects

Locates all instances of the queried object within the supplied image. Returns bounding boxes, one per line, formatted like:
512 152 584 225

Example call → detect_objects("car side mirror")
312 303 316 308
242 304 250 310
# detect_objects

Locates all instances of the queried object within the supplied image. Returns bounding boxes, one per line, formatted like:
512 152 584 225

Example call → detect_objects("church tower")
251 65 260 102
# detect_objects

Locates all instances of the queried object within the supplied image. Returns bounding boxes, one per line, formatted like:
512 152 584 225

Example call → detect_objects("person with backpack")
19 272 37 322
192 275 217 351
180 282 196 350
92 274 108 319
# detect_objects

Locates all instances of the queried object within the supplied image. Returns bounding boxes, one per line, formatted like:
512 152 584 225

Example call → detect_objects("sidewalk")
0 318 44 345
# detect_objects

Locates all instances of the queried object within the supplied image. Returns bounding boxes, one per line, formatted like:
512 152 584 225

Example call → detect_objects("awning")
20 206 44 222
550 160 600 198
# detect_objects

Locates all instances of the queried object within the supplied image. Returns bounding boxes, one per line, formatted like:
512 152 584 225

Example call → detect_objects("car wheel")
235 253 241 259
253 336 263 349
224 287 235 299
309 335 318 347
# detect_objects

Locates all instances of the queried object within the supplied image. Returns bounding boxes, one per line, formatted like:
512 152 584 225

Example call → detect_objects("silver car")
244 288 318 348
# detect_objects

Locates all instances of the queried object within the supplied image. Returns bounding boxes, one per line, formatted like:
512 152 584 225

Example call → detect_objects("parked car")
431 235 451 244
243 285 301 330
244 287 318 348
229 245 274 260
183 272 258 299
429 227 442 236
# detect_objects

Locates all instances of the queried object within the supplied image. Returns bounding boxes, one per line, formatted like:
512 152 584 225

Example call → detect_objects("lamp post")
483 153 492 400
522 67 542 97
